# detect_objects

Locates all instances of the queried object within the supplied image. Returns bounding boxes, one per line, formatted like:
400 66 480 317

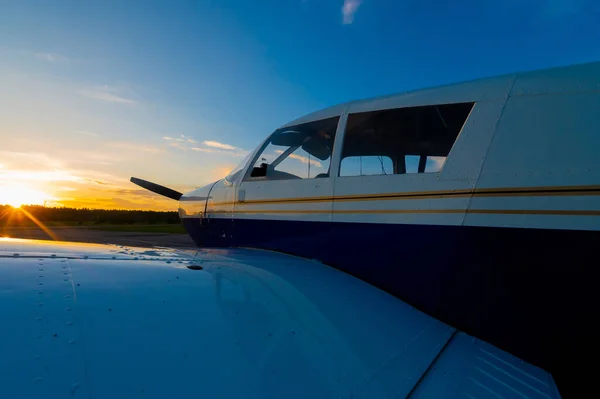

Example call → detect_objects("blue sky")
1 0 599 209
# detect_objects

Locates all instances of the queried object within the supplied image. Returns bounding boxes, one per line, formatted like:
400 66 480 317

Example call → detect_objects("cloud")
84 179 108 185
32 52 70 63
0 151 64 170
162 134 196 144
78 86 136 105
166 137 248 157
114 189 161 197
190 147 218 154
0 170 81 183
342 0 362 24
203 140 237 150
196 140 247 156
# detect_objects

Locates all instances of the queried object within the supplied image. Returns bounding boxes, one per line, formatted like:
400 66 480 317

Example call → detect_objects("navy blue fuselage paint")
182 216 598 397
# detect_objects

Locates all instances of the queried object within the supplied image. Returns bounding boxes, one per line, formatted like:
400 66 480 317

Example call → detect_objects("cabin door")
235 178 333 258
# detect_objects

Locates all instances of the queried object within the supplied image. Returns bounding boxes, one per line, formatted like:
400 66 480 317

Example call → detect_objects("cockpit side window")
245 117 340 181
339 102 474 177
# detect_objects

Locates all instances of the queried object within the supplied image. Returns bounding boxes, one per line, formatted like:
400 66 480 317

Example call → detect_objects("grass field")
87 224 187 234
1 206 188 235
1 222 188 234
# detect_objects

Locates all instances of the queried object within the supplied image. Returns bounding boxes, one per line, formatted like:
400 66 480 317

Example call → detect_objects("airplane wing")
0 238 561 399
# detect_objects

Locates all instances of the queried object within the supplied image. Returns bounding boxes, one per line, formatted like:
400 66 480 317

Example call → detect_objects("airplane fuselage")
178 62 600 393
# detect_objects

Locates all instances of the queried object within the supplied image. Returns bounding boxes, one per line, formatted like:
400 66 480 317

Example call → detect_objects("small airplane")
4 61 599 398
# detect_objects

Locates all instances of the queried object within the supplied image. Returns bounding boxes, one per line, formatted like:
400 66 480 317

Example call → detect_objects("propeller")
130 177 183 201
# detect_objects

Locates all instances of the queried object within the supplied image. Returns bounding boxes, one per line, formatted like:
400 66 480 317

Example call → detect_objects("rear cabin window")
339 103 474 176
246 117 339 181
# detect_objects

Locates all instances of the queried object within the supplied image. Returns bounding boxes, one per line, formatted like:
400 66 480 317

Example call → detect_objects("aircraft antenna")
378 156 387 175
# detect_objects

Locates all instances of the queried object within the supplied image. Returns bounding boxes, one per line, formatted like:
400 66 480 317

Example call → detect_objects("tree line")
0 205 180 225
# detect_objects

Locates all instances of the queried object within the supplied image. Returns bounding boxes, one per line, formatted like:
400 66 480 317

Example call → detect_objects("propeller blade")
130 177 183 201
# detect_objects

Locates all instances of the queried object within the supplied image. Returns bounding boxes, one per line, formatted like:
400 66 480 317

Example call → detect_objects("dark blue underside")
182 217 599 396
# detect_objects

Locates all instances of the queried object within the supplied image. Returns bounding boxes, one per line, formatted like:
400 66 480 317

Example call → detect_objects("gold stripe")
467 209 600 216
221 209 600 216
215 209 331 214
230 209 464 215
330 209 465 214
473 184 600 193
207 184 600 206
471 190 600 198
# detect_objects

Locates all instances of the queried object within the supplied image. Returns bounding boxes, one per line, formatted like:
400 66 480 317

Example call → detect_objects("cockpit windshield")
246 117 340 181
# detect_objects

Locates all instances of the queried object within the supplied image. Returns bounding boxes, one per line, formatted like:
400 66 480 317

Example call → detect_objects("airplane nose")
178 182 214 220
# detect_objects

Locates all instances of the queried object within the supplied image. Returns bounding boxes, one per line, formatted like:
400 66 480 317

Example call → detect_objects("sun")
0 187 49 208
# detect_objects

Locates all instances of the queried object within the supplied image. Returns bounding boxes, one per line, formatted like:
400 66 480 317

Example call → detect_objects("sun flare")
0 186 49 208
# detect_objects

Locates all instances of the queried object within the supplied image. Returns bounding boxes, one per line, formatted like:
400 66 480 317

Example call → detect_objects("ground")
1 225 196 248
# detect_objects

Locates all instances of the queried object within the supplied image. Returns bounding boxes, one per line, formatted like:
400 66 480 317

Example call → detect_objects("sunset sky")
1 0 599 210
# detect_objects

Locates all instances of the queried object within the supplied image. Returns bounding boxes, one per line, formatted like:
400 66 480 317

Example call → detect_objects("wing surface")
0 238 561 398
